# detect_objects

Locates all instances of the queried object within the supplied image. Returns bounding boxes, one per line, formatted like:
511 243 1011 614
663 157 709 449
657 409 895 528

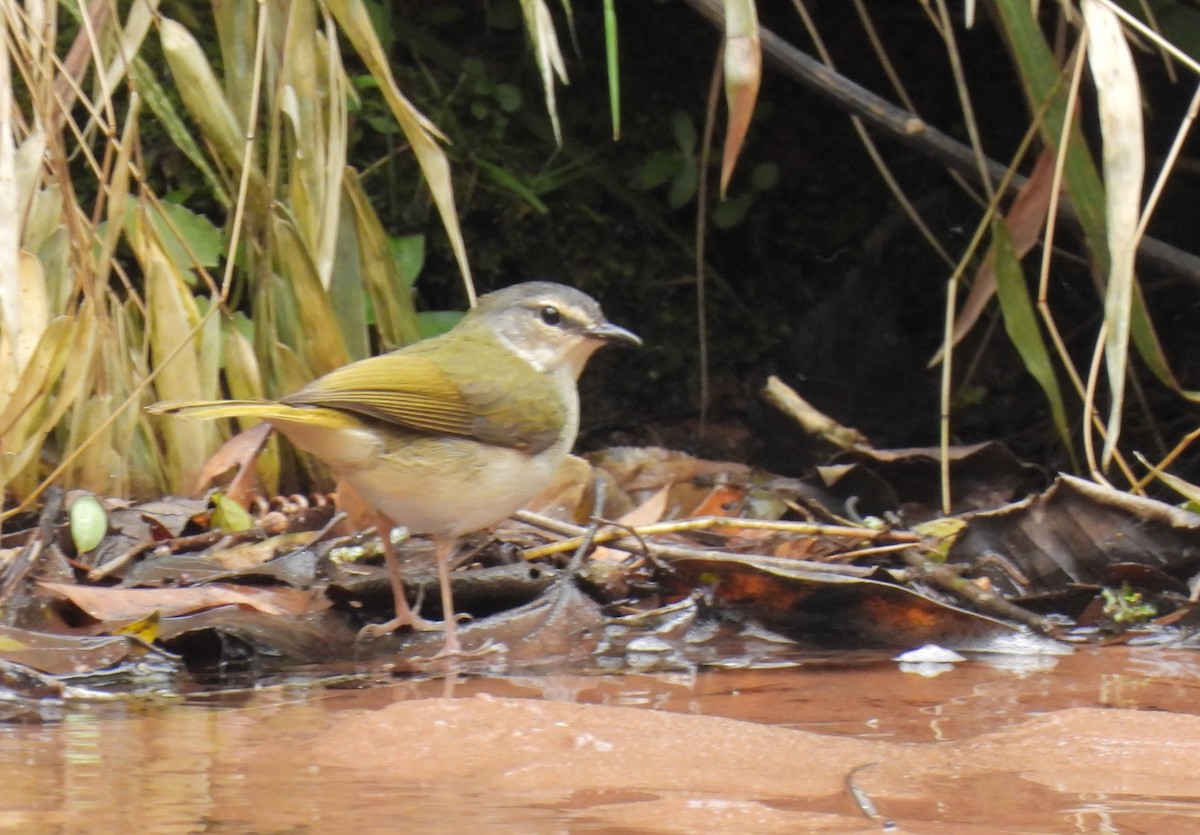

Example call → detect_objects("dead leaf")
588 447 751 493
1084 0 1145 466
937 147 1056 360
721 0 762 196
195 422 273 502
948 474 1200 598
0 624 143 676
38 580 316 621
668 553 1069 653
591 486 670 563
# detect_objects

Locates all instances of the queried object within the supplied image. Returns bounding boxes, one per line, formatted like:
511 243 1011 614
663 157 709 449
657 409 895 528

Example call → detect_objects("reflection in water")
2 647 1200 832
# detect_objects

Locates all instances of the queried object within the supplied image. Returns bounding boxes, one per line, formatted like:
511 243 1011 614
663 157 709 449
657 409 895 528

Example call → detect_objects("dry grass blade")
948 149 1056 353
159 16 268 213
279 1 347 290
130 57 229 207
0 252 48 401
220 315 281 495
270 212 352 376
2 2 499 509
1082 0 1144 470
720 0 761 197
143 233 220 491
0 15 23 392
343 172 422 350
324 0 475 303
0 317 75 495
519 0 570 146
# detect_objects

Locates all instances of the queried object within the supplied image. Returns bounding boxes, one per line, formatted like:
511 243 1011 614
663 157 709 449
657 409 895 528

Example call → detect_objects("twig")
512 510 886 578
568 477 607 573
0 488 63 613
763 375 871 451
901 549 1059 633
520 515 916 562
682 0 1200 286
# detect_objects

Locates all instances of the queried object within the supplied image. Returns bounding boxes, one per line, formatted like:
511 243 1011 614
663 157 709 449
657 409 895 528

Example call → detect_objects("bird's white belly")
347 438 569 537
273 419 572 538
270 367 580 539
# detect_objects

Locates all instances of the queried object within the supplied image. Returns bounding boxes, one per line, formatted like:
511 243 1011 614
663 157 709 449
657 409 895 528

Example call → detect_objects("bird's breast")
343 433 572 537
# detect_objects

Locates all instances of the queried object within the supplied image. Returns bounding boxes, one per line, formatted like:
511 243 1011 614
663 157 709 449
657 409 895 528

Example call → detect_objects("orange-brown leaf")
195 422 272 503
39 580 315 621
943 148 1056 355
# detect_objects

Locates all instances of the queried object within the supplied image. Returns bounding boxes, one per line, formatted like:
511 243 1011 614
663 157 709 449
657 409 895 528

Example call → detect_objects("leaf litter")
5 434 1200 708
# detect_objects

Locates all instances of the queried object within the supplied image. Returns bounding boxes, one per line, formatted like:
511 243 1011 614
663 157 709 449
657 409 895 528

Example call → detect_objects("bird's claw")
412 637 503 664
357 614 442 640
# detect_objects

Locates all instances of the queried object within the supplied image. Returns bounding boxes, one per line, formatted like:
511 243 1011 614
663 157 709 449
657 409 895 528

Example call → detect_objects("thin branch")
682 0 1200 286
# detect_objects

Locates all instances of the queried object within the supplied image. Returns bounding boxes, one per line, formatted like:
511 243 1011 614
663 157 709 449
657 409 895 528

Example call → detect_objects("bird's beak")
587 321 642 346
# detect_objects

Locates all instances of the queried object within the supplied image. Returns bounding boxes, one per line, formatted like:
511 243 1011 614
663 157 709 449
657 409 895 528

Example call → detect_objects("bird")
150 281 640 658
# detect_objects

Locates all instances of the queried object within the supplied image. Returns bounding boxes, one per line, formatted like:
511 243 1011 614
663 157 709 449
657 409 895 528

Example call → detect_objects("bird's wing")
283 335 569 453
282 353 479 438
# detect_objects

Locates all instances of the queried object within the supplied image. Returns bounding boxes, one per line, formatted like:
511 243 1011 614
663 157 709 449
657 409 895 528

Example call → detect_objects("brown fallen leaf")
936 146 1057 359
0 624 142 676
948 473 1200 599
590 487 671 564
195 423 273 503
38 580 316 622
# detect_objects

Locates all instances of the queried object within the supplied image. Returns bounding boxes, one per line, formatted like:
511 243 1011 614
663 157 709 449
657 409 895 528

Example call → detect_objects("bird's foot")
357 613 442 640
412 637 503 664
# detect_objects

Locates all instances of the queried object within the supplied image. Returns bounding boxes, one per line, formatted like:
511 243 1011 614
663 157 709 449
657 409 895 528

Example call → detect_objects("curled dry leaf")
948 474 1200 597
1083 0 1145 465
721 0 762 196
195 422 273 503
38 580 317 622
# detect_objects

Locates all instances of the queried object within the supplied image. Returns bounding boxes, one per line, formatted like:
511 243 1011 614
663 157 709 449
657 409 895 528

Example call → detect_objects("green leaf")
486 0 523 30
751 162 780 192
390 234 426 287
671 110 696 156
636 150 683 191
133 200 224 272
667 162 698 210
474 157 550 214
494 83 522 113
417 310 466 340
212 491 253 533
990 219 1075 462
604 0 620 139
713 194 751 229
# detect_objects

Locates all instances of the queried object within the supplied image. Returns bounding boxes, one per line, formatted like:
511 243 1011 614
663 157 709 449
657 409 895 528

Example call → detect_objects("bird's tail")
147 400 290 422
147 399 359 429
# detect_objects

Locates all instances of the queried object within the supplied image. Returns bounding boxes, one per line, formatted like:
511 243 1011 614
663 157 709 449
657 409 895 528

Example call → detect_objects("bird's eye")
539 305 562 326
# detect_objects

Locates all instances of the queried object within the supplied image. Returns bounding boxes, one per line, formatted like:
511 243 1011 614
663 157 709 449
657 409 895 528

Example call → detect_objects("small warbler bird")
151 281 640 657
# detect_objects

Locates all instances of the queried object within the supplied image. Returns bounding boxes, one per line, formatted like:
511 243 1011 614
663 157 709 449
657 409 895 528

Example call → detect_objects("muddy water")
4 646 1200 833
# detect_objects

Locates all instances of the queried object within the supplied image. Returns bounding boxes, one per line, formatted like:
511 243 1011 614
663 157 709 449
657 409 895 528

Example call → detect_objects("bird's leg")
359 516 440 637
362 527 496 660
419 534 506 661
427 533 462 657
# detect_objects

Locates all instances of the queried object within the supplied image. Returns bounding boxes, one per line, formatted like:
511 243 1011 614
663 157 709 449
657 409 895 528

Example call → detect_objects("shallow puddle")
4 646 1200 832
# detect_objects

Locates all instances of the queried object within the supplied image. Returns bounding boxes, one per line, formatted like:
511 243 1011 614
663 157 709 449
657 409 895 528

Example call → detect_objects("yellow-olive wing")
283 333 566 453
282 350 477 438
